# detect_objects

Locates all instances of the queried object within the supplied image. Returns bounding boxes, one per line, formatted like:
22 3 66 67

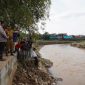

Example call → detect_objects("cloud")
58 12 85 19
39 0 85 35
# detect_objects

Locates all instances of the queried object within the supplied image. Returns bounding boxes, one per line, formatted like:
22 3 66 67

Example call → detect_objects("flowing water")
39 44 85 85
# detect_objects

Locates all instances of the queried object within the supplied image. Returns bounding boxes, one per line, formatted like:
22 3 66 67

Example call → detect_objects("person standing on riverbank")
0 21 7 60
13 28 20 45
31 48 39 68
7 26 14 55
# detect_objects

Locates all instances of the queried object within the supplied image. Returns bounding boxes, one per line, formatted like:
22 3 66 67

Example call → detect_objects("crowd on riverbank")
0 20 57 85
0 20 36 61
0 20 21 60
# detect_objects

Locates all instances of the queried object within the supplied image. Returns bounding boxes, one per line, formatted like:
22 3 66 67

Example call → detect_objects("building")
57 33 67 40
49 34 57 40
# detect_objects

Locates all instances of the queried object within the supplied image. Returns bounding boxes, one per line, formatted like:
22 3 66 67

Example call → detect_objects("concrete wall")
0 56 17 85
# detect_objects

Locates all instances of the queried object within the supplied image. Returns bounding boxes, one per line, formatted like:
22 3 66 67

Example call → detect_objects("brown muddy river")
39 44 85 85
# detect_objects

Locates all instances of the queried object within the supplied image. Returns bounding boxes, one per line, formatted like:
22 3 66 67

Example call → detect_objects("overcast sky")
39 0 85 35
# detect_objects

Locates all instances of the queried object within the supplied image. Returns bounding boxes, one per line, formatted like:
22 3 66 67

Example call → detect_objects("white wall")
0 56 17 85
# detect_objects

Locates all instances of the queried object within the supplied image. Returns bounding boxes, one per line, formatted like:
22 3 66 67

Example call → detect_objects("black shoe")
11 53 14 56
6 53 8 56
12 49 16 53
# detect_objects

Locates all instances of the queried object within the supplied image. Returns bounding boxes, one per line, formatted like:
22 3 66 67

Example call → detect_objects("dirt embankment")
12 57 56 85
71 41 85 48
37 40 75 45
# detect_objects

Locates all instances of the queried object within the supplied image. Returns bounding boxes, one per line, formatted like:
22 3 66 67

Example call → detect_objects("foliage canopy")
0 0 51 30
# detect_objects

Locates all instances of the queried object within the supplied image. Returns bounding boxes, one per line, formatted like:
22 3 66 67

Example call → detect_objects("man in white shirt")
31 48 39 68
0 21 7 60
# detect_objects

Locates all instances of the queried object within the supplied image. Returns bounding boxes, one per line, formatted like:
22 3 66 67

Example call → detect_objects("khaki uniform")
6 28 14 55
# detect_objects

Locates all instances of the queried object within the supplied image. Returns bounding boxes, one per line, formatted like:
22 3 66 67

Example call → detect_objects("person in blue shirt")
13 28 20 52
13 28 20 43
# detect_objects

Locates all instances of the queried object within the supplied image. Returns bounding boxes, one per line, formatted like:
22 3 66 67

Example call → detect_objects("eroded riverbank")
13 57 56 85
71 41 85 48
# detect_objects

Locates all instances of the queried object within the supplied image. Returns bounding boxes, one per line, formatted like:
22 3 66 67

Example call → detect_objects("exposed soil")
13 57 56 85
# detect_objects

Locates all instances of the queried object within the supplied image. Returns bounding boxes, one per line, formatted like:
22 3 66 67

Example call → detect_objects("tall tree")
0 0 51 30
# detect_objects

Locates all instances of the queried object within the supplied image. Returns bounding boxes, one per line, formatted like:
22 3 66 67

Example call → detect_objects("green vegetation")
36 40 76 45
0 0 51 30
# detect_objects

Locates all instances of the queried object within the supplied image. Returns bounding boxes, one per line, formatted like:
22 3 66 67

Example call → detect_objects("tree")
42 32 50 40
0 0 51 30
0 0 51 61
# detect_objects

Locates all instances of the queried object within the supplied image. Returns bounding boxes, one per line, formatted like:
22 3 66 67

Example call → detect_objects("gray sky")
39 0 85 35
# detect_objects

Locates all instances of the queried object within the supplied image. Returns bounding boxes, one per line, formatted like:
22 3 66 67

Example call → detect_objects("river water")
39 44 85 85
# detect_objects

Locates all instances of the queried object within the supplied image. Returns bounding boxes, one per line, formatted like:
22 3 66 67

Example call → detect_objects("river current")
39 44 85 85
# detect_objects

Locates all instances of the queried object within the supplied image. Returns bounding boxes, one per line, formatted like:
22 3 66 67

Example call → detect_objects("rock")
40 58 53 68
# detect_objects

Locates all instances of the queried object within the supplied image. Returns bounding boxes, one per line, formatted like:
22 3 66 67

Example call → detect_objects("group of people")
0 21 38 67
0 20 39 67
14 38 39 67
0 21 19 60
15 38 32 59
